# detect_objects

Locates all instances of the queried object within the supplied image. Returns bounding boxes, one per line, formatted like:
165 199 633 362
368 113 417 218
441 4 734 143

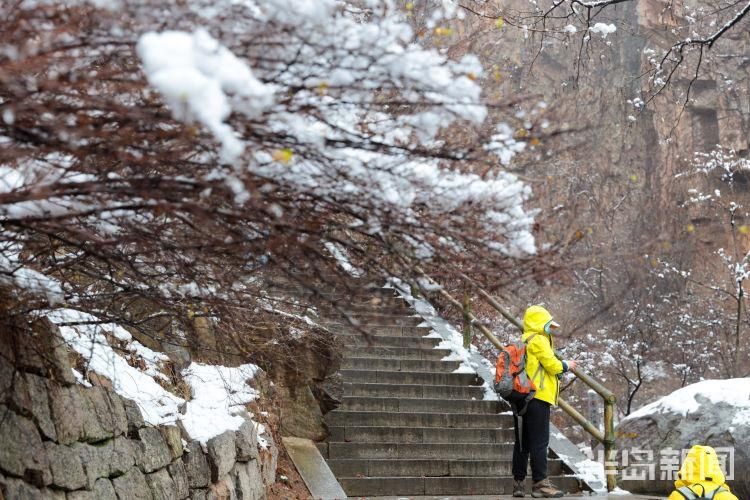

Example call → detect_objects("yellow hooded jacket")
667 445 737 500
522 305 564 406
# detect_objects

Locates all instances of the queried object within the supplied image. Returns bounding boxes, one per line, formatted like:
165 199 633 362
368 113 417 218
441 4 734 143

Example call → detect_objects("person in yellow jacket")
668 445 738 500
513 305 577 498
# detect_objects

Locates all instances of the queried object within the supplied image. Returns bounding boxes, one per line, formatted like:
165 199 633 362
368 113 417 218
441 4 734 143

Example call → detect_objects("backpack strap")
511 406 525 452
522 333 545 389
533 364 545 390
678 486 697 499
676 486 698 499
675 485 727 499
515 392 535 417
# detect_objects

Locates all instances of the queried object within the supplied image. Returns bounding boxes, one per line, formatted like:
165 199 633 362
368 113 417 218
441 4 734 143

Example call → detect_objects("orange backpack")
494 333 537 414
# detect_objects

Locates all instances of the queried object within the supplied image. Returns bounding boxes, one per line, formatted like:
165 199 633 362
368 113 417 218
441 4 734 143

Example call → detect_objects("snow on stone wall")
0 319 277 500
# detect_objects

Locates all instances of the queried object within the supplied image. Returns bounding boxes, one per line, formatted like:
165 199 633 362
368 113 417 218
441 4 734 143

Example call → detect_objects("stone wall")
0 324 278 500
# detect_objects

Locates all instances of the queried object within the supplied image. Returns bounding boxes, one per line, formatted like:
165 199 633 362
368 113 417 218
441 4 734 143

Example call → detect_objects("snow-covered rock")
617 378 749 498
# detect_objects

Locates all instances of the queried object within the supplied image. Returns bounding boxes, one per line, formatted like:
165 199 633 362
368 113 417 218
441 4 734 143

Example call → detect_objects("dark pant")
512 398 551 483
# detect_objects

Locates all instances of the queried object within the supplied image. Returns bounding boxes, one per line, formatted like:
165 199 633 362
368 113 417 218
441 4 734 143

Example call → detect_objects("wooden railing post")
604 397 617 491
587 389 601 450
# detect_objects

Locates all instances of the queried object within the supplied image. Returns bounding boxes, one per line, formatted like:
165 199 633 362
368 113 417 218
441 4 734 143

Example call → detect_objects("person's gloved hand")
563 359 577 372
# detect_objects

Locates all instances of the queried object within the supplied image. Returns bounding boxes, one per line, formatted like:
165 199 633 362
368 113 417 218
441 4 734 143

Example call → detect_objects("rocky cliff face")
178 298 342 445
420 0 750 401
426 0 750 271
0 323 278 500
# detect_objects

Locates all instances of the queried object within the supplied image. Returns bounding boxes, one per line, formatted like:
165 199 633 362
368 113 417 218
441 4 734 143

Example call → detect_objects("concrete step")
344 382 485 399
318 302 413 314
343 346 452 361
327 458 563 477
336 325 434 337
265 283 394 297
325 411 512 429
341 397 500 414
322 315 425 327
311 292 402 303
327 442 515 460
328 426 515 444
340 335 441 348
341 358 460 373
338 475 581 497
346 312 422 322
339 369 482 386
305 295 404 307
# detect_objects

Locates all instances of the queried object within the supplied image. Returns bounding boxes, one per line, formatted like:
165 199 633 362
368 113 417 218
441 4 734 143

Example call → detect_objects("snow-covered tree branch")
469 0 750 103
0 1 541 344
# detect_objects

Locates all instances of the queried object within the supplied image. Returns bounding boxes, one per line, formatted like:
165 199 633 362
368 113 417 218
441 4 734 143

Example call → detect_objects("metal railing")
414 269 617 492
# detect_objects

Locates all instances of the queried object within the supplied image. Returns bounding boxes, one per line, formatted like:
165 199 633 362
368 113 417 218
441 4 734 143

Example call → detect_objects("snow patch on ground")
574 457 607 491
608 487 633 495
480 380 498 400
52 308 183 425
555 451 607 493
72 368 92 387
180 363 260 443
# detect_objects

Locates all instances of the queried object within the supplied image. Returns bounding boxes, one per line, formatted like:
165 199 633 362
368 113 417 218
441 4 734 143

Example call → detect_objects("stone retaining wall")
0 324 278 500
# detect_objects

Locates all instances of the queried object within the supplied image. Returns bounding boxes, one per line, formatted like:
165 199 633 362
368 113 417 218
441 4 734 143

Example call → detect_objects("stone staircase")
315 288 583 497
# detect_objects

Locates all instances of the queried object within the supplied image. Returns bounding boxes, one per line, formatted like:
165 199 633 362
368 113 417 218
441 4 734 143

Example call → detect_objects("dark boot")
513 479 525 497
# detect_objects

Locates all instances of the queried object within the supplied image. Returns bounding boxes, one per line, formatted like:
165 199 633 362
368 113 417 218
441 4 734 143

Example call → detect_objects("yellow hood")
522 305 553 339
675 445 726 488
520 304 562 405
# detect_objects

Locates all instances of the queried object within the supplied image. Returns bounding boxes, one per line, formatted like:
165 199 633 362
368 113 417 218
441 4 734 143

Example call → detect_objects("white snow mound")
623 378 750 427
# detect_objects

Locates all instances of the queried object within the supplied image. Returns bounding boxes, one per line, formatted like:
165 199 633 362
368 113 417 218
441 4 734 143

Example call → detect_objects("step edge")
339 369 478 375
329 444 514 447
336 474 577 479
341 396 493 402
341 359 459 364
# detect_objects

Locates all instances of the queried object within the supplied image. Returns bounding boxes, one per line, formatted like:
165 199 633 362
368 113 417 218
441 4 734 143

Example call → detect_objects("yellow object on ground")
667 445 738 500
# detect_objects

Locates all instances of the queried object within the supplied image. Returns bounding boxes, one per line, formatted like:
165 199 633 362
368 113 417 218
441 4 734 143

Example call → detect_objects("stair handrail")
412 269 617 492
